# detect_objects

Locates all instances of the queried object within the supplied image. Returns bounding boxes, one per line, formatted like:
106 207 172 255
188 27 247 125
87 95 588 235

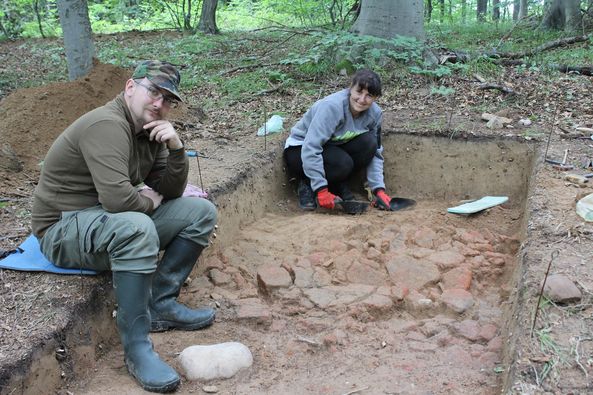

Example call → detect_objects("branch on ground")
220 61 285 75
493 34 592 60
497 59 593 76
478 83 516 96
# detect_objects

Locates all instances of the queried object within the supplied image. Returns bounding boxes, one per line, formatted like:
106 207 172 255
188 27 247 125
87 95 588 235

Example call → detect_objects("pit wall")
382 134 536 205
1 282 117 395
205 143 292 250
502 152 542 394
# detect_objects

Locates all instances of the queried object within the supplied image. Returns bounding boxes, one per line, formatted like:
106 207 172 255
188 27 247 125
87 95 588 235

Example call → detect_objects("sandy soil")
1 34 593 394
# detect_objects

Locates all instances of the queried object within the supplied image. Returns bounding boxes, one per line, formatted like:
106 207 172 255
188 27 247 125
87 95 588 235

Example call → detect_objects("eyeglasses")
134 81 179 108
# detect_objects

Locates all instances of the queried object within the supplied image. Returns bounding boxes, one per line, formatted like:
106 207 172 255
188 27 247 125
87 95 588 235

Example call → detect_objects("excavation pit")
2 134 536 394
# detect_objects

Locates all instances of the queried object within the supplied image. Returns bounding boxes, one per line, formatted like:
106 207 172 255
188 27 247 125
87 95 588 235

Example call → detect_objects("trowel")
388 197 416 211
335 199 370 214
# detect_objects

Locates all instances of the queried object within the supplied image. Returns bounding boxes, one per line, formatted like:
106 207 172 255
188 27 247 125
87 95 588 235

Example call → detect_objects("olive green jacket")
32 93 188 237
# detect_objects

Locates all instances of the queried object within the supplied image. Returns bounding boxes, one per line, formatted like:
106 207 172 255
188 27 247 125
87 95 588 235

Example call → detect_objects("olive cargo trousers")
39 197 217 273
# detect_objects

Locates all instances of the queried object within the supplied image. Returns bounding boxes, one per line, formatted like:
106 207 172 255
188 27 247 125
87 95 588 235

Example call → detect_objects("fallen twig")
573 336 593 379
220 61 284 75
531 363 541 386
341 386 370 395
256 81 288 97
496 59 593 76
478 83 516 96
296 335 321 346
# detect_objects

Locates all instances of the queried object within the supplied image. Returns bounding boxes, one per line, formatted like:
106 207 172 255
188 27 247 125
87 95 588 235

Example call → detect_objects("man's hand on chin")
144 120 183 150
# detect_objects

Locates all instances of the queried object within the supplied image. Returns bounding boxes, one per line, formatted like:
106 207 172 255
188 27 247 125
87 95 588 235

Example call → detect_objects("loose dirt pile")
0 61 129 171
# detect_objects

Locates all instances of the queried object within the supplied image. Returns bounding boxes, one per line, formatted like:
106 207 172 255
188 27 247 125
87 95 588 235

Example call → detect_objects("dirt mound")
0 61 130 170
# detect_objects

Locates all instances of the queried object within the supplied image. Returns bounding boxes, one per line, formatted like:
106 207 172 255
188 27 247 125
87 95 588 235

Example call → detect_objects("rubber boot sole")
126 361 180 393
150 311 215 332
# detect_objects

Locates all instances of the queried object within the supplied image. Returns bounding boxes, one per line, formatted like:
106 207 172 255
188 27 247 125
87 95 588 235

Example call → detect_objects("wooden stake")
531 250 559 337
544 104 559 163
196 154 204 193
264 107 267 151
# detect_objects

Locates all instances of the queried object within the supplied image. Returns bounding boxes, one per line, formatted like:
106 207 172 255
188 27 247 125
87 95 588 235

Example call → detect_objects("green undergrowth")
1 23 591 111
429 22 593 78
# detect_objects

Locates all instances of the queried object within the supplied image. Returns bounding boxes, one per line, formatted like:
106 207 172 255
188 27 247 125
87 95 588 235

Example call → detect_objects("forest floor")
0 30 593 394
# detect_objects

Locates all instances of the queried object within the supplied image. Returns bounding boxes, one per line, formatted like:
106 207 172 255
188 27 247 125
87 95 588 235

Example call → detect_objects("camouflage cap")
132 60 182 102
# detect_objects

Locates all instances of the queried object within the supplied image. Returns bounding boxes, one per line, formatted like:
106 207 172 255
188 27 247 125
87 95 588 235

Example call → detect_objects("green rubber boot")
113 271 180 393
149 237 215 332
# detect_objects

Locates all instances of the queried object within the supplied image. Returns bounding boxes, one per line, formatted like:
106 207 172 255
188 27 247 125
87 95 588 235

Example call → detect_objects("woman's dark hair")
350 69 382 97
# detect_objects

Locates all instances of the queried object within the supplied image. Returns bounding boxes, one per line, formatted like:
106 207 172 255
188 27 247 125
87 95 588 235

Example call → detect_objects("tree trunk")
541 0 581 31
540 0 563 29
56 0 94 80
565 0 582 32
513 0 519 20
461 0 467 23
519 0 528 18
33 0 46 38
439 0 444 23
492 0 500 21
183 0 192 31
477 0 487 22
425 0 432 23
351 0 425 40
198 0 219 34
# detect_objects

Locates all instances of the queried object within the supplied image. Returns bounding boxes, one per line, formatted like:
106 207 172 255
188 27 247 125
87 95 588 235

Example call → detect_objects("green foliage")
218 0 356 29
430 20 593 78
0 0 35 39
409 64 452 78
283 31 425 74
215 71 269 100
430 85 455 96
266 70 290 84
462 54 503 78
534 327 562 383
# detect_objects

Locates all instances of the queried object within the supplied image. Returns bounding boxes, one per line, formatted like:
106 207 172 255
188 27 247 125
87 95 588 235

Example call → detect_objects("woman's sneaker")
297 180 317 210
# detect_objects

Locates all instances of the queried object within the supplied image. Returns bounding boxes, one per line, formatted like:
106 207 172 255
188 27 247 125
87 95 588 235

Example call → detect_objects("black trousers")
284 132 377 190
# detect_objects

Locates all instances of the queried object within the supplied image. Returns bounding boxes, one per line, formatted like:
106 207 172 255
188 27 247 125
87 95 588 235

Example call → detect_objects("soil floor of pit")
68 199 522 395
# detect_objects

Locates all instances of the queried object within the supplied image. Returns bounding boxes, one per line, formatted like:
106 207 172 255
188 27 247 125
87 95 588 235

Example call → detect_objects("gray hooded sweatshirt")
285 88 385 192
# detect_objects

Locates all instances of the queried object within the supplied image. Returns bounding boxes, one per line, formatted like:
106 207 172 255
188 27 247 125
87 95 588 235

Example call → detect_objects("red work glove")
372 188 391 210
316 187 338 209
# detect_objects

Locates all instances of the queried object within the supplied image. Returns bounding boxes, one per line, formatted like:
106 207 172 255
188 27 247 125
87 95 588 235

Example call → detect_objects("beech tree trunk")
519 0 528 18
565 0 582 32
492 0 500 21
477 0 487 22
198 0 219 34
425 0 432 22
541 0 581 32
351 0 424 40
56 0 94 80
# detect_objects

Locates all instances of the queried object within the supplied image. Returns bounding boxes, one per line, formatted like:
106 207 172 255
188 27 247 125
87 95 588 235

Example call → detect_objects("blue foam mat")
0 235 98 275
447 196 509 215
